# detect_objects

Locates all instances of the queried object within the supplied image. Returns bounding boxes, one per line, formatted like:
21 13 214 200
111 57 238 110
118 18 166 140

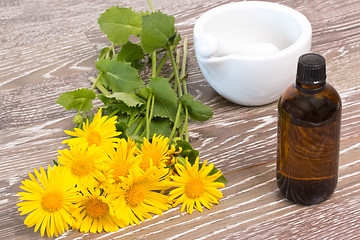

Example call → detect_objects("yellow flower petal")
169 157 225 214
62 108 120 150
17 165 78 237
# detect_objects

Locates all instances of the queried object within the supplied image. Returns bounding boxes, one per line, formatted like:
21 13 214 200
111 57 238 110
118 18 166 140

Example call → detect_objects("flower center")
41 192 63 212
125 184 146 206
112 162 130 182
185 178 205 199
86 198 109 218
71 160 91 177
87 131 102 146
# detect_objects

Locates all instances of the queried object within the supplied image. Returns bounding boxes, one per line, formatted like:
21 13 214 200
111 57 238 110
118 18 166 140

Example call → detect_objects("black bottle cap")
296 53 326 85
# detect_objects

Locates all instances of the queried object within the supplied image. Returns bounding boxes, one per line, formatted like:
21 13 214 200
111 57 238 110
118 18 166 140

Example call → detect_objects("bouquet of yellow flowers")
17 109 225 237
17 1 227 237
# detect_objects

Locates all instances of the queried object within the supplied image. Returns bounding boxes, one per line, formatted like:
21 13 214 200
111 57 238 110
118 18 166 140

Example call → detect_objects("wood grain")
1 0 360 239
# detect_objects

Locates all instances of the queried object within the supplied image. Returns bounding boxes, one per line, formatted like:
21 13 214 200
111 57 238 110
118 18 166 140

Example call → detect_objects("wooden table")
1 0 360 239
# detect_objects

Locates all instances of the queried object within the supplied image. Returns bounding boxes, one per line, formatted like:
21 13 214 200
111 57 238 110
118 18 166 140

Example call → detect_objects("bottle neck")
296 80 326 94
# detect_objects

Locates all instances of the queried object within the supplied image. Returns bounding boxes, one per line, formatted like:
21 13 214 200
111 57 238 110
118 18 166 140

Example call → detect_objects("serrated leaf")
148 77 178 122
108 92 144 107
98 7 142 45
140 11 175 53
117 41 145 69
56 88 96 112
180 94 213 122
96 59 144 93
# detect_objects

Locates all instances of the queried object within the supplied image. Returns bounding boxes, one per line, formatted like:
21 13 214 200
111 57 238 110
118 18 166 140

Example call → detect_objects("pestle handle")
196 33 279 58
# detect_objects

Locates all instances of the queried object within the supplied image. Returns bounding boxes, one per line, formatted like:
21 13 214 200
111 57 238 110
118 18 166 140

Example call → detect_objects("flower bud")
72 115 84 125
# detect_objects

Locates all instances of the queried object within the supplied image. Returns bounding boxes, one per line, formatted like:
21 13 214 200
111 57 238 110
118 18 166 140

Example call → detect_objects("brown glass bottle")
277 53 341 205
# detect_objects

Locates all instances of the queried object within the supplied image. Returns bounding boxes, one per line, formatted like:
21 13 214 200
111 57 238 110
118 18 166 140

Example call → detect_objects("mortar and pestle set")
193 1 312 106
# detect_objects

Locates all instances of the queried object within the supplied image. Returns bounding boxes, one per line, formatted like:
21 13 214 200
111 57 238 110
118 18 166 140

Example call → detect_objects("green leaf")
99 47 110 59
148 77 178 122
115 121 129 139
117 41 145 69
180 94 213 122
56 88 96 112
97 94 112 105
136 86 151 100
176 140 199 164
149 117 171 138
96 59 144 93
108 92 144 107
127 115 145 137
102 102 138 117
140 11 175 53
98 7 142 45
169 32 181 48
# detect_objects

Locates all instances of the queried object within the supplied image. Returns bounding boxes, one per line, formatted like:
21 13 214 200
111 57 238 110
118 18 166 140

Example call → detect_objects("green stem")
111 44 116 59
140 127 146 138
181 38 189 141
145 92 152 139
184 108 189 142
89 76 110 96
132 117 145 136
150 95 155 121
181 37 188 95
131 114 141 127
152 51 157 77
105 46 111 59
147 0 155 12
145 51 157 139
90 72 103 91
107 108 121 119
169 102 182 141
168 72 175 82
168 47 182 97
127 111 137 127
176 49 181 68
156 52 169 76
76 101 86 120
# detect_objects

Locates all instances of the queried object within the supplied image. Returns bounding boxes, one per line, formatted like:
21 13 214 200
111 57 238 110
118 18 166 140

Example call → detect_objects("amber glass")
277 82 341 205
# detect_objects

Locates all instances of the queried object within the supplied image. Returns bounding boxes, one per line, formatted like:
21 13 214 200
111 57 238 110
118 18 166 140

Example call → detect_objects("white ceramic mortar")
194 1 312 106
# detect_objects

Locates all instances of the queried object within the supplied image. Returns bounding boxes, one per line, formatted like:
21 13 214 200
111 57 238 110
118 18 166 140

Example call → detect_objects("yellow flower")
110 167 171 225
106 138 142 183
169 157 225 214
71 188 126 233
62 108 120 150
17 166 78 237
164 145 181 166
57 145 109 188
139 134 174 171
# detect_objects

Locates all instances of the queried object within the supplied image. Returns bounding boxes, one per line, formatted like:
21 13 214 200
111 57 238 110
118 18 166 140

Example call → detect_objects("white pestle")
196 33 280 58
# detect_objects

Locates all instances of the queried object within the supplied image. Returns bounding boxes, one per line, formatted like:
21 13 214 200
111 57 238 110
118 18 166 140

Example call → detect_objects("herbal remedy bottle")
277 53 341 205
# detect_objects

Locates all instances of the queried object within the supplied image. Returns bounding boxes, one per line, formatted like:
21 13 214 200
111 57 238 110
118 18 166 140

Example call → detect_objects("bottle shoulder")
279 83 341 124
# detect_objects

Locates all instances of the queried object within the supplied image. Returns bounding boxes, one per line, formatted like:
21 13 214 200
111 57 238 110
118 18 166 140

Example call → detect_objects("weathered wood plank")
1 0 360 239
